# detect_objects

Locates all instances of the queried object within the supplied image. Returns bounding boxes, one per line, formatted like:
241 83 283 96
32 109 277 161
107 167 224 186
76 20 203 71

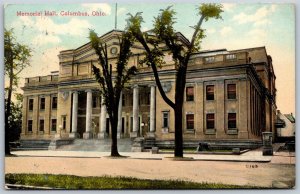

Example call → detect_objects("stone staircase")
14 140 52 150
56 138 133 152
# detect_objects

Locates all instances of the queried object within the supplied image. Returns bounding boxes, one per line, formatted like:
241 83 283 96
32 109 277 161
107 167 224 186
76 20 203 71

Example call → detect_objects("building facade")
21 30 277 142
276 110 295 138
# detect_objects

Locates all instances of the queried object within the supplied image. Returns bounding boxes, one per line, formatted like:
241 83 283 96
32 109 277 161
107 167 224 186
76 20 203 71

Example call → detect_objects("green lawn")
5 173 261 189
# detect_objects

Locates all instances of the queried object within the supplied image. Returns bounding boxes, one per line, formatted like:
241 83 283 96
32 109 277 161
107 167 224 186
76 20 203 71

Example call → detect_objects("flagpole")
115 3 117 29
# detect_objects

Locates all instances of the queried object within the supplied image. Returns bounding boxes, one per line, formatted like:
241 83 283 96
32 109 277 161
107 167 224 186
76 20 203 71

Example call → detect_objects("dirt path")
5 156 295 188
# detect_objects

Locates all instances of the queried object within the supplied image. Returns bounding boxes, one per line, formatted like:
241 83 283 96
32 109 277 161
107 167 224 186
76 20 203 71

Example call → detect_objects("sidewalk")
5 150 295 188
10 149 276 162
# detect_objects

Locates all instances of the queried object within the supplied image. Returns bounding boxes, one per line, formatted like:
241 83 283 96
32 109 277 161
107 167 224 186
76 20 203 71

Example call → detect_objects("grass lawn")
5 173 262 189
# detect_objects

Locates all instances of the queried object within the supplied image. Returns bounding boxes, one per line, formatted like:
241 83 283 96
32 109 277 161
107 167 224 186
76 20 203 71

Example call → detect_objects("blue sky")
4 3 295 114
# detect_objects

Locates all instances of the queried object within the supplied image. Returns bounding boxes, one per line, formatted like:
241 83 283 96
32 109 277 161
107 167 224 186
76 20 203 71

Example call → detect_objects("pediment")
69 30 145 62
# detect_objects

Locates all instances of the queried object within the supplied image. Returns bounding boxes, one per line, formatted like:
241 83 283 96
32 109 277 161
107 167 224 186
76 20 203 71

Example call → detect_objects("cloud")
222 3 236 12
32 34 61 46
21 46 66 78
12 16 92 37
142 27 149 32
35 17 91 37
117 7 126 16
206 28 216 34
254 19 271 26
247 28 267 38
82 3 112 15
232 5 277 25
220 26 232 36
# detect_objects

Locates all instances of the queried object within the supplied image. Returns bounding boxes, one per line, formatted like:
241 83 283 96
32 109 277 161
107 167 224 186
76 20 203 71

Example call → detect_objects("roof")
284 114 295 123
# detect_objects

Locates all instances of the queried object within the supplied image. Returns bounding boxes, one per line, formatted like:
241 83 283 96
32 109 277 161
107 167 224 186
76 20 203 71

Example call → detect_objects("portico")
66 84 156 139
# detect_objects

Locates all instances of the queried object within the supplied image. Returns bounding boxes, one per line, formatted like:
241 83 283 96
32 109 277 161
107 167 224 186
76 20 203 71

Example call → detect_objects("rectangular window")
186 114 194 130
52 96 57 109
186 87 194 101
28 120 33 132
227 84 236 99
162 112 169 128
204 56 215 63
206 114 215 129
39 119 44 131
40 97 45 110
29 99 34 111
206 85 214 100
228 113 237 129
62 116 66 130
146 92 150 105
122 94 125 106
51 119 57 131
92 96 98 108
225 54 236 60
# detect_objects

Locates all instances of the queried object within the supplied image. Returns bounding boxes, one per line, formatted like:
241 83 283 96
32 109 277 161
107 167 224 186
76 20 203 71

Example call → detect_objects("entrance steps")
56 138 133 152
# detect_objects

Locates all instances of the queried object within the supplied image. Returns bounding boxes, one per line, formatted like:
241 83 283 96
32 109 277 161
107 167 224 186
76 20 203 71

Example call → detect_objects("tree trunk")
174 104 183 157
173 68 186 157
110 115 120 157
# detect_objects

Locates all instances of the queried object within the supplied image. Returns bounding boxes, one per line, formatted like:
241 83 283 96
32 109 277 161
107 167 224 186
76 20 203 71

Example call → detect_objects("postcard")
4 1 295 190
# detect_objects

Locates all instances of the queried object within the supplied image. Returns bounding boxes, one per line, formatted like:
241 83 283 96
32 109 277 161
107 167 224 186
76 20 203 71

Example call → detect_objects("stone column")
69 91 79 138
147 85 156 138
98 96 108 139
20 96 28 139
83 90 93 139
131 85 139 138
117 91 122 139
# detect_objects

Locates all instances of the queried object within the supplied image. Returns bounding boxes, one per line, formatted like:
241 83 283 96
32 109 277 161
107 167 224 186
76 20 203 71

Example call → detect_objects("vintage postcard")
4 1 295 190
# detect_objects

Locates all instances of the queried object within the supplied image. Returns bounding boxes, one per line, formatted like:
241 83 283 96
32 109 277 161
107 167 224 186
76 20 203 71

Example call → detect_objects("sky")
4 2 295 115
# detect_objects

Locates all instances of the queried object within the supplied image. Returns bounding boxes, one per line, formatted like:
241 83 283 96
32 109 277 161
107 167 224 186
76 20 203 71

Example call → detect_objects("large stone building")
21 30 277 144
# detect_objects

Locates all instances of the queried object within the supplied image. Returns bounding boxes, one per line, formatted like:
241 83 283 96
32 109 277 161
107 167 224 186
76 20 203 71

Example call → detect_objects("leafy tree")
5 29 32 155
126 4 223 157
89 30 137 156
6 93 23 143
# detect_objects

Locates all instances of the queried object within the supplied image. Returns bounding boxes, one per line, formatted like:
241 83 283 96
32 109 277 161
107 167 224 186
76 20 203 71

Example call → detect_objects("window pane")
206 114 215 129
62 116 66 129
40 98 45 110
52 97 57 109
228 113 237 129
186 114 194 129
39 120 44 131
28 120 33 132
92 96 97 108
29 99 34 111
227 84 236 99
205 56 215 63
206 85 214 100
186 87 194 101
163 112 169 128
51 119 57 131
226 54 236 60
122 94 125 106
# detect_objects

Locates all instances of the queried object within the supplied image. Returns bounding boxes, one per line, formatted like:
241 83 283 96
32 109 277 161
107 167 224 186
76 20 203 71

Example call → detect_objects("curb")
5 183 61 190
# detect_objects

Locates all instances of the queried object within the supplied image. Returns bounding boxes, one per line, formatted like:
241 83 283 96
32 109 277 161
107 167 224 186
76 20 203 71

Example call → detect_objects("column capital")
149 83 156 87
132 84 139 89
85 89 92 93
